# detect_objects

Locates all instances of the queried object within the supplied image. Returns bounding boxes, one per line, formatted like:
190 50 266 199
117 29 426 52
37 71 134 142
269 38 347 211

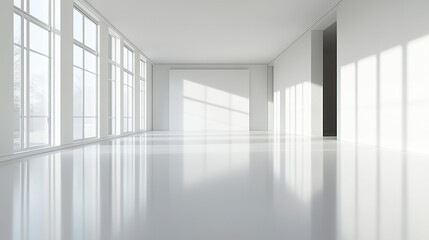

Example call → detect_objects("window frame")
72 6 99 141
13 0 53 151
108 33 121 135
122 45 134 133
139 59 147 131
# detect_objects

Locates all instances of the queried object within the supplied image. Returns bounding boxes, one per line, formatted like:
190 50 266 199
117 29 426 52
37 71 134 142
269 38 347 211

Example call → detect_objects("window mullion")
82 46 86 139
20 16 25 150
27 48 50 60
74 41 97 56
48 14 52 147
14 8 51 32
25 18 30 149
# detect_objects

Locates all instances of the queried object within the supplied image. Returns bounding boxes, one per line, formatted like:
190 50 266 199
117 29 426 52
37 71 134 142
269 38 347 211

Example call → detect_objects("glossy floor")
0 132 428 240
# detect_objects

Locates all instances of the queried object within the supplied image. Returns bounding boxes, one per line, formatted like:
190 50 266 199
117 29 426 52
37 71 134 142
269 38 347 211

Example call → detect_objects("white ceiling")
86 0 340 64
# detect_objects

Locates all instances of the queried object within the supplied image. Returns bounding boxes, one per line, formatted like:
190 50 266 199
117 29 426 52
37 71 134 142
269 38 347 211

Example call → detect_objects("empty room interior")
1 0 429 239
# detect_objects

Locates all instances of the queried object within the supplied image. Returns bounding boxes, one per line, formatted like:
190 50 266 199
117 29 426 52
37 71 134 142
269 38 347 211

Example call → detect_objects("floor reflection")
0 132 428 240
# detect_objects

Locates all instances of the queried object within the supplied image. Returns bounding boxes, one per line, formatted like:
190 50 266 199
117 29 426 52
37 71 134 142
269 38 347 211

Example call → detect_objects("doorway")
323 22 337 136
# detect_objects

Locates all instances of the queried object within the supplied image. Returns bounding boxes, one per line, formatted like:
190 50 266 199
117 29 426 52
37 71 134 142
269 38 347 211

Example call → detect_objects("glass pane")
116 66 120 82
29 117 49 147
141 91 145 118
14 14 21 45
123 73 127 86
73 9 83 42
112 82 116 115
84 118 96 138
123 118 128 133
129 73 133 86
73 45 83 68
29 52 49 116
14 46 22 150
129 89 133 118
140 61 146 78
124 73 128 86
109 36 115 61
109 81 116 117
125 49 129 71
128 88 133 118
14 117 22 150
109 118 115 135
128 118 133 132
84 17 97 51
140 79 145 91
128 52 133 72
127 50 131 71
14 46 22 112
73 67 83 117
123 87 128 117
84 51 96 73
115 40 121 64
123 50 128 72
23 19 27 48
14 0 21 9
108 81 112 117
29 22 49 55
84 72 97 117
109 64 115 80
29 0 49 25
73 117 83 140
125 50 129 70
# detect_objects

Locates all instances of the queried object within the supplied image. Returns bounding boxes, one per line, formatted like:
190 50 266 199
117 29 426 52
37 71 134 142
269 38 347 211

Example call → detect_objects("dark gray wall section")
323 23 337 136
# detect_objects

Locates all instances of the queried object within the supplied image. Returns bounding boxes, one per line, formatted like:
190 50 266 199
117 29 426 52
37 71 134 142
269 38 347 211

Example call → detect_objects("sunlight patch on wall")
273 81 313 135
407 35 429 153
274 91 281 132
296 83 303 135
339 34 429 154
340 63 356 142
169 69 250 131
182 80 249 131
380 46 403 149
357 55 377 146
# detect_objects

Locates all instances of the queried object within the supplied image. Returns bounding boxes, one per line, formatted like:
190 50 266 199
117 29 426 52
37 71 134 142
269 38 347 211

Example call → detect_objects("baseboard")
0 131 148 163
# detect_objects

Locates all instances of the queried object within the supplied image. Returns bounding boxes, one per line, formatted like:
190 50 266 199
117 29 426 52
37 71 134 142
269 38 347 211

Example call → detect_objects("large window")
73 7 98 140
123 46 134 133
108 34 121 135
13 0 52 150
139 60 147 131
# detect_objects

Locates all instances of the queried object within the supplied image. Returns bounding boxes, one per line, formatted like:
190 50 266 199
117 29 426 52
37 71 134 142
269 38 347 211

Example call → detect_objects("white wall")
338 0 429 154
169 69 250 131
271 30 323 136
153 65 268 131
0 0 14 156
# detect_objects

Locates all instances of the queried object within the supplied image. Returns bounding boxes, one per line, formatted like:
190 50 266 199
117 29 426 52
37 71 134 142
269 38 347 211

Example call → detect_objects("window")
123 46 134 133
108 34 121 135
14 0 52 150
73 7 98 140
139 60 147 131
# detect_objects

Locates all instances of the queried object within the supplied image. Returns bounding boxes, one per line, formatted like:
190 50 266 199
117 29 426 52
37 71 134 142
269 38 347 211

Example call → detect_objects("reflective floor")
0 132 429 240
